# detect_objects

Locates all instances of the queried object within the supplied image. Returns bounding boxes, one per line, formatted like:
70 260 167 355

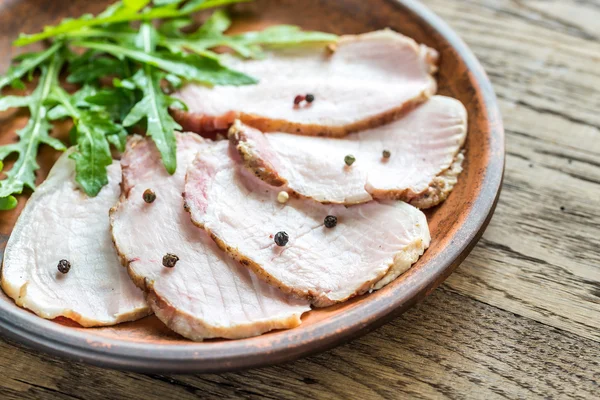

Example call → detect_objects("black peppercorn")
57 259 71 274
274 231 289 246
344 154 356 166
305 94 315 103
382 150 391 159
324 215 337 228
162 253 179 268
143 189 156 203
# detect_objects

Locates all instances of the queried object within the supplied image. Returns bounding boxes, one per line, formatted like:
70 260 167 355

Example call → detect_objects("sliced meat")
173 30 438 137
230 95 467 208
110 134 309 341
1 151 150 327
183 143 430 307
409 151 465 209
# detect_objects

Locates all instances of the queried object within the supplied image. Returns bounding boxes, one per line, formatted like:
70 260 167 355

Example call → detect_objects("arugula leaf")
85 87 138 123
48 10 336 62
55 27 137 44
122 69 179 169
179 0 244 13
135 18 159 50
237 25 338 47
154 0 185 6
47 85 97 120
164 12 338 59
13 0 250 46
67 51 133 84
122 23 180 174
0 53 66 209
0 161 17 210
158 18 193 38
0 95 32 111
164 73 184 89
0 196 18 210
193 9 231 37
72 40 257 86
67 85 132 152
0 42 63 90
159 9 234 56
124 0 152 10
50 86 121 196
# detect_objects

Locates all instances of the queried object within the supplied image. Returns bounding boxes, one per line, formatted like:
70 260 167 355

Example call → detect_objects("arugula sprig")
163 10 338 59
0 0 338 210
66 50 133 84
71 40 257 86
0 42 64 91
58 10 338 60
0 51 66 208
121 23 181 173
0 163 17 210
49 86 125 196
13 0 251 46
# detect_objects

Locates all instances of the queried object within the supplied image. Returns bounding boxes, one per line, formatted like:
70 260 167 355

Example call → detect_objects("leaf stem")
0 42 63 90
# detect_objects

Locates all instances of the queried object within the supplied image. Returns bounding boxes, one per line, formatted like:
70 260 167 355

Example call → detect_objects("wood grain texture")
423 0 600 343
0 288 598 400
0 0 598 398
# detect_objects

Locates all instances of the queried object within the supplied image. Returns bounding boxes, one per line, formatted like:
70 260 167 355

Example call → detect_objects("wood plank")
420 0 600 342
0 288 598 399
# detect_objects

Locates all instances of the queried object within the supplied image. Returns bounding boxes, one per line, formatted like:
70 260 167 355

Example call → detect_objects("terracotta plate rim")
0 0 505 373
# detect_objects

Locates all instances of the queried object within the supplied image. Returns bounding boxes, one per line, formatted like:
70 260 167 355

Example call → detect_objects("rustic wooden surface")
0 0 599 398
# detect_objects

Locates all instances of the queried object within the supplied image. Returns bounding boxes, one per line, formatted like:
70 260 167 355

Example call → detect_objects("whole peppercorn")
305 94 315 103
274 231 289 247
382 150 391 159
57 259 71 274
294 95 305 105
162 253 179 268
143 189 156 203
324 215 338 228
344 154 356 166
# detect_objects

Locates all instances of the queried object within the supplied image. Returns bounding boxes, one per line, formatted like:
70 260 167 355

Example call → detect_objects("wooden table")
1 0 599 398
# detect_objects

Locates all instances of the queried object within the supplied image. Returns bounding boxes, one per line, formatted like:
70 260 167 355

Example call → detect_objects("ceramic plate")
0 0 504 373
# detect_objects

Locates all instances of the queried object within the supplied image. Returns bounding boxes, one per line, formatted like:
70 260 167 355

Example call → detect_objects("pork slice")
173 30 438 137
110 134 309 340
230 96 467 208
184 143 430 307
1 152 150 327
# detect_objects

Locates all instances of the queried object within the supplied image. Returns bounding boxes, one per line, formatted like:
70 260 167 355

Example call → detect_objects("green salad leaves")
13 0 251 46
121 22 181 174
0 52 66 209
0 0 337 210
